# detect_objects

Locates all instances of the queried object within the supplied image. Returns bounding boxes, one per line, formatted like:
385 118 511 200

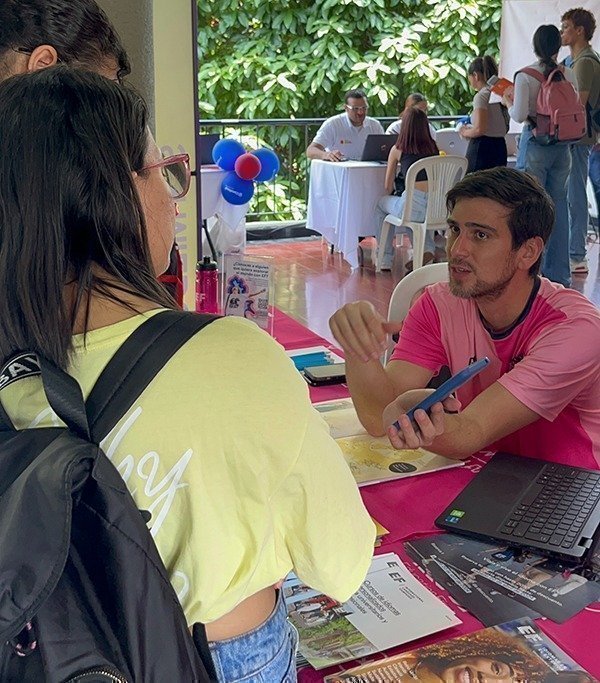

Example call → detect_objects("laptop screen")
199 133 220 166
360 134 398 162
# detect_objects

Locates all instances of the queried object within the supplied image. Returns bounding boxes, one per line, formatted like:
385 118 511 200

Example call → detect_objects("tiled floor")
247 235 600 345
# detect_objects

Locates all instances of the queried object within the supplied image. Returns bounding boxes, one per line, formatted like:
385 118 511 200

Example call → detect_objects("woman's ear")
27 45 59 72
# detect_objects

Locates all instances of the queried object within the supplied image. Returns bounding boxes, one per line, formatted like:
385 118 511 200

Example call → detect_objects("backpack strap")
0 353 90 438
519 67 545 83
0 397 13 431
86 310 219 442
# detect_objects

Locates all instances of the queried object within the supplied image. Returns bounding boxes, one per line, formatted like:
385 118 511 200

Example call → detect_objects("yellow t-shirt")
2 311 375 625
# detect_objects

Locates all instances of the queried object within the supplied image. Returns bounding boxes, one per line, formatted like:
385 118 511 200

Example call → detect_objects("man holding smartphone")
329 167 600 468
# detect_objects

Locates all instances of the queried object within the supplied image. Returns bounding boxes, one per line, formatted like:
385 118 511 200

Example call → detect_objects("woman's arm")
459 89 489 138
507 72 530 123
459 107 488 138
384 146 400 194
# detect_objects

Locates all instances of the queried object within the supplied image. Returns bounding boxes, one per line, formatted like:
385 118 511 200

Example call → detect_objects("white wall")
500 0 600 82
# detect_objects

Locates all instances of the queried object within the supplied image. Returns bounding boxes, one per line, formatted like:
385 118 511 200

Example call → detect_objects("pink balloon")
234 152 262 181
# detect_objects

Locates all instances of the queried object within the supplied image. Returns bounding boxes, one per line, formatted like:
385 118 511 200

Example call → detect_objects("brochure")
372 516 389 548
323 617 595 682
283 552 460 670
286 345 345 371
222 253 273 332
405 534 541 626
314 398 463 486
405 534 600 624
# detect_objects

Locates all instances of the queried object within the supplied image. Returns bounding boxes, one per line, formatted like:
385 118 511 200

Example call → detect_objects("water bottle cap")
199 255 217 271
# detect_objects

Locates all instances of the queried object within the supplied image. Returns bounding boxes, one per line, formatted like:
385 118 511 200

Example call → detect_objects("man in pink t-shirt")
330 167 600 468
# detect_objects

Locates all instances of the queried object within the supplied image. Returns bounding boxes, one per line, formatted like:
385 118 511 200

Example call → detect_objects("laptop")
360 134 398 162
435 452 600 562
199 133 220 165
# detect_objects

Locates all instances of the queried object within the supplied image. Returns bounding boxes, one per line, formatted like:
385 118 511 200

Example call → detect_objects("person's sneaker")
570 259 589 274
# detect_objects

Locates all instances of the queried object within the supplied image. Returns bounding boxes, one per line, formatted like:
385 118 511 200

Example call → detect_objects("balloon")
253 148 280 182
212 138 245 171
221 172 254 205
234 152 262 181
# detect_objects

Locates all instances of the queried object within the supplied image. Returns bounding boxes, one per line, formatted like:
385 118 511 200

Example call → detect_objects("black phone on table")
303 363 346 386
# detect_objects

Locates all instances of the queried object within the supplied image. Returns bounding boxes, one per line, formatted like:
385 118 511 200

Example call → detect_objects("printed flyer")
323 617 595 682
283 553 460 670
222 253 273 332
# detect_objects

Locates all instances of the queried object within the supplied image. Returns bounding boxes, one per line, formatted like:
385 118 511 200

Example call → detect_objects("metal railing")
199 115 462 225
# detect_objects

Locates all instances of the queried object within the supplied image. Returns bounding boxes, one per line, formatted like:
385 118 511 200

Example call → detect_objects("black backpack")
0 310 219 682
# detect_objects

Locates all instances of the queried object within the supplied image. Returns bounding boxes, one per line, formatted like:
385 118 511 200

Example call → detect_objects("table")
271 309 600 681
306 160 387 269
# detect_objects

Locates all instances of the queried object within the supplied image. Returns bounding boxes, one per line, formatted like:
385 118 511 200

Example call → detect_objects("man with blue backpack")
560 7 600 276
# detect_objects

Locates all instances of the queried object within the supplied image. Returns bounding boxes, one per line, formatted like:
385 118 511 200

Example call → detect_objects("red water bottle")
195 256 220 314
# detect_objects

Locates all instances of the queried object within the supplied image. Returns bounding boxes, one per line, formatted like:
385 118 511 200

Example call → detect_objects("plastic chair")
375 155 468 272
383 262 449 364
434 128 469 157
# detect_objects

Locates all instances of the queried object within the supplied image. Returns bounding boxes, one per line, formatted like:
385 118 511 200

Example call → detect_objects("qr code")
257 298 268 311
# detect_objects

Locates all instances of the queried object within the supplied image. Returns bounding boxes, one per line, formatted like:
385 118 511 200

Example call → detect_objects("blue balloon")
212 138 245 171
253 148 280 182
221 172 255 205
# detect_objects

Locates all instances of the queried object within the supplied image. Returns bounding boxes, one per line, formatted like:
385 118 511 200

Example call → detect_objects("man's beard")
449 258 518 301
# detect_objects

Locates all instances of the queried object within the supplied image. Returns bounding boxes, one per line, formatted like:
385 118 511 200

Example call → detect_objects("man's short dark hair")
562 7 596 41
344 89 366 103
446 167 555 276
0 0 130 81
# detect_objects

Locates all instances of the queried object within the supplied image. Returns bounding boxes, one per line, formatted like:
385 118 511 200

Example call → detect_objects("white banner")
500 0 600 131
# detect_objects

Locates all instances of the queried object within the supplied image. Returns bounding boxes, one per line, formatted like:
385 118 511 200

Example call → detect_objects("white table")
306 160 387 268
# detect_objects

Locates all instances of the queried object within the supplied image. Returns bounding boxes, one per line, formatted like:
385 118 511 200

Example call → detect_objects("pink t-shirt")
390 278 600 468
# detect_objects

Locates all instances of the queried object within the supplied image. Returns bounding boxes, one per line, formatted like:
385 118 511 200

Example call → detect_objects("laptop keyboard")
500 464 600 550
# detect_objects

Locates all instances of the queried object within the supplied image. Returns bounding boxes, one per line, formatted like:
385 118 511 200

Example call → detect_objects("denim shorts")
209 590 299 682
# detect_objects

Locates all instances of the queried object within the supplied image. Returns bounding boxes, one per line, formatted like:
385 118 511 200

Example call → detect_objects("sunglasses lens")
163 161 188 198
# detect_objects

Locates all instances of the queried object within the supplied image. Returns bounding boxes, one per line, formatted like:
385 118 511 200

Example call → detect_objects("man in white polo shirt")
306 88 384 161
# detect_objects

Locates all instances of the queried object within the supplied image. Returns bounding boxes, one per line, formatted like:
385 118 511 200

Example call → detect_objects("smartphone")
303 363 346 386
392 357 490 430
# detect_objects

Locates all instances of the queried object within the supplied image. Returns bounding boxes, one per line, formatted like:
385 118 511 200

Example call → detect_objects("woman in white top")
385 92 437 140
459 55 509 172
504 24 576 288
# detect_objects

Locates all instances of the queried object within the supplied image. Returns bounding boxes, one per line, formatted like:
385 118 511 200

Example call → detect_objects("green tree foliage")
198 0 502 221
198 0 502 119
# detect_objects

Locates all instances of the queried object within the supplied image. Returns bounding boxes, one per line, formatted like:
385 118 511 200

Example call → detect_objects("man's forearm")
346 357 397 436
306 143 326 160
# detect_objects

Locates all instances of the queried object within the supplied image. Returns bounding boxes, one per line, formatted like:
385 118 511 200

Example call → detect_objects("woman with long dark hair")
505 25 576 287
0 67 374 683
374 106 439 270
459 55 509 172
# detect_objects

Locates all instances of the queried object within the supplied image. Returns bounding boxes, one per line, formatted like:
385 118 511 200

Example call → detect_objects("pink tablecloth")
271 308 600 680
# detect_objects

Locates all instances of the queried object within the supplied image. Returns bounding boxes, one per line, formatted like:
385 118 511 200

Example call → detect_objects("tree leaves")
197 0 501 218
198 0 501 118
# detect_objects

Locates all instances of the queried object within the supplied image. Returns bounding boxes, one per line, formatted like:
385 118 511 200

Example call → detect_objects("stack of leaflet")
283 552 460 671
405 534 600 626
286 346 344 372
314 398 463 486
323 617 594 682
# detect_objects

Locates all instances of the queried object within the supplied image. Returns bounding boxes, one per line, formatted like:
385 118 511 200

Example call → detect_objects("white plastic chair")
375 155 468 272
434 128 469 157
383 262 449 364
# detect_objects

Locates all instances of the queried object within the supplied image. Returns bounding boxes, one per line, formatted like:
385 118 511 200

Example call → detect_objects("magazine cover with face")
323 618 596 683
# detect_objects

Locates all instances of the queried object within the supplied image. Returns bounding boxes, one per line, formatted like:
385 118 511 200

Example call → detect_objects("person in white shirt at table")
385 92 437 140
306 88 384 162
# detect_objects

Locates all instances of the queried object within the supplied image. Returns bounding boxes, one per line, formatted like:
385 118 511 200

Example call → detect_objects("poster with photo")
222 254 273 333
